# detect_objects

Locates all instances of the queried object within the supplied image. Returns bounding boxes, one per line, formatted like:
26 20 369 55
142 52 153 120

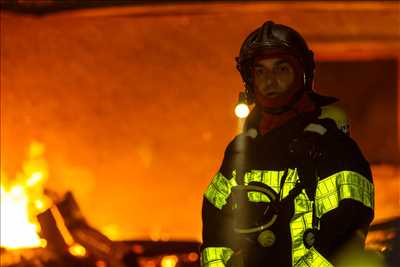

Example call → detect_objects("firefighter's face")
252 57 296 98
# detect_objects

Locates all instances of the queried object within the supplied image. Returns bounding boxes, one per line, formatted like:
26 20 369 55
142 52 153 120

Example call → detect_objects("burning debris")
0 141 93 266
0 142 200 267
1 189 201 267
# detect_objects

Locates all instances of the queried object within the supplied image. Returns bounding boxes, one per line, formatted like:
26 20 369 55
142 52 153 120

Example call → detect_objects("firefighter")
201 21 374 267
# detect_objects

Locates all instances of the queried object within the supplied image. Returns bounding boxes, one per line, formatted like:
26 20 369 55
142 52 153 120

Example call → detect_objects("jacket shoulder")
318 104 349 135
224 129 258 156
219 130 258 178
318 130 372 183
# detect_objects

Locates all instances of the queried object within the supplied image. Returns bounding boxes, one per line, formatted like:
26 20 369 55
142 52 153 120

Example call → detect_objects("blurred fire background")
0 0 399 264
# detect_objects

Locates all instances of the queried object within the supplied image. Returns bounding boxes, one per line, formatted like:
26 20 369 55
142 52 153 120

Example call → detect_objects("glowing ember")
0 141 50 249
160 255 178 267
187 252 199 262
68 243 87 257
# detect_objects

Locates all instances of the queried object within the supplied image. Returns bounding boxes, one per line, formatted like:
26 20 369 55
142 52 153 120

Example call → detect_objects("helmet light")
235 92 250 118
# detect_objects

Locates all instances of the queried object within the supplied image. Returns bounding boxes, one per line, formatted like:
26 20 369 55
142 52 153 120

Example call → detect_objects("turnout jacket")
201 104 374 267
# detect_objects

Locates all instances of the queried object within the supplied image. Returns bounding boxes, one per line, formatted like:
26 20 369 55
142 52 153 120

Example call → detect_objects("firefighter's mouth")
265 92 280 97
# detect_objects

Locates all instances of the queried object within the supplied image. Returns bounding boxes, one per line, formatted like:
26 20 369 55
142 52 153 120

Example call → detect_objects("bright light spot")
161 255 178 267
40 239 47 248
10 185 24 197
187 252 199 262
0 141 50 250
35 200 45 210
0 185 42 249
235 103 250 118
69 243 87 257
26 172 43 186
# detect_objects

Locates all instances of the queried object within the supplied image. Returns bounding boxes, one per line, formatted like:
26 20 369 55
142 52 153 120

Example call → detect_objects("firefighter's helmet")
236 21 315 104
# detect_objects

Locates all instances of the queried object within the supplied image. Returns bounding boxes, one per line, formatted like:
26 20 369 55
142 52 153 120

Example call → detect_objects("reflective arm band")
294 247 333 267
316 171 374 218
204 172 237 209
201 247 234 267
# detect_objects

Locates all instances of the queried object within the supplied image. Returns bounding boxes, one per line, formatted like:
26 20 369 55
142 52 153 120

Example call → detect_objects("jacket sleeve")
201 138 245 267
295 134 374 266
201 196 235 267
294 199 373 267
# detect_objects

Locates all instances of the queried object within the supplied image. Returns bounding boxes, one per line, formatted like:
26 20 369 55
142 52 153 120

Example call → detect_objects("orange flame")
0 141 50 249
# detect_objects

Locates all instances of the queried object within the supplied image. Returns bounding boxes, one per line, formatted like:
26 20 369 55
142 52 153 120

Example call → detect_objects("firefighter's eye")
280 66 289 72
275 63 291 73
254 67 265 76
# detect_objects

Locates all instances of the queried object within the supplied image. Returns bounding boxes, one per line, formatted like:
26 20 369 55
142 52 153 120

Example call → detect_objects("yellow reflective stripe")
201 261 225 267
204 169 297 207
281 168 299 198
244 170 270 202
315 171 374 218
243 169 283 190
294 247 333 267
204 172 237 209
201 247 234 267
290 210 313 265
290 171 374 264
294 189 313 215
243 169 298 202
